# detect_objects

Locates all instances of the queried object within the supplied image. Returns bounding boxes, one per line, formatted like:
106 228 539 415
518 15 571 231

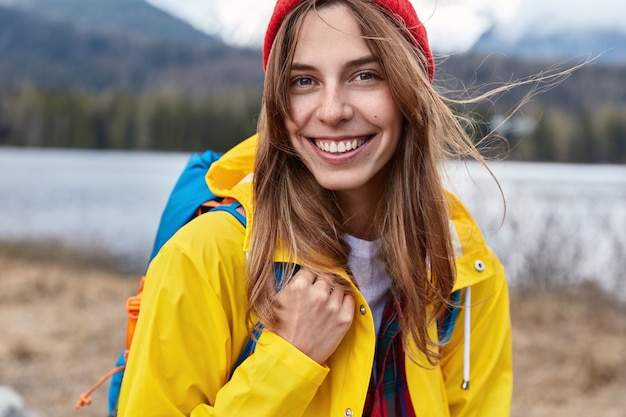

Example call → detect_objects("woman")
117 0 512 416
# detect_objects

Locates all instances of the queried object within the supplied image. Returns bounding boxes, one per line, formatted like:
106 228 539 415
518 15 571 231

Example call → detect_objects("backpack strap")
438 289 462 346
209 200 246 227
229 263 300 378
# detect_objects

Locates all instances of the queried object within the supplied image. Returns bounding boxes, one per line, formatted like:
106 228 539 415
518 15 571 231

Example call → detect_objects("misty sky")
146 0 626 52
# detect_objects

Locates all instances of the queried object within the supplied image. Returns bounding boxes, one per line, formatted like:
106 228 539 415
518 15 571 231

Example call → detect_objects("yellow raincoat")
117 135 512 417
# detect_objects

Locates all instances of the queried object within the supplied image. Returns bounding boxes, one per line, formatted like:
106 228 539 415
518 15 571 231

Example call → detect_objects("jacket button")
474 260 485 272
359 305 366 315
344 408 353 417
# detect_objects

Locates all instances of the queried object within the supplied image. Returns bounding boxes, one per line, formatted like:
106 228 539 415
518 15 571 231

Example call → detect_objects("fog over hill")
0 0 218 44
471 26 626 64
3 0 626 63
145 0 626 64
0 2 263 94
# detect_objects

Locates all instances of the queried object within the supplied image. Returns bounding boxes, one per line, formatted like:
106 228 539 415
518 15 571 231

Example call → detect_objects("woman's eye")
293 77 315 87
354 72 377 81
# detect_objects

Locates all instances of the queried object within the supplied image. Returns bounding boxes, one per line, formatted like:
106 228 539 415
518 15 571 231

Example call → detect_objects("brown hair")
247 0 485 364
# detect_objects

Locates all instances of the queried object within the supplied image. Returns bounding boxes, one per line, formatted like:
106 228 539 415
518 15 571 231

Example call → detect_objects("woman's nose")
316 85 354 125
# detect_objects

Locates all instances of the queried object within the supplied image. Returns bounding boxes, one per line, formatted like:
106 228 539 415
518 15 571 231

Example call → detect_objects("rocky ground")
1 254 625 417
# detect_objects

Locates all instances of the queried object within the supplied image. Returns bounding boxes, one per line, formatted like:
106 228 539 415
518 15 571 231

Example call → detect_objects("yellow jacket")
118 135 512 417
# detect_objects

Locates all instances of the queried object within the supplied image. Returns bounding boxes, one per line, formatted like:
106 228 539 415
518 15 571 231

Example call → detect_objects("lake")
1 147 625 293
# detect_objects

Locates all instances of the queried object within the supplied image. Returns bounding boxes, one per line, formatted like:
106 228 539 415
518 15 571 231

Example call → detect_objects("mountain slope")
1 0 625 111
471 27 626 64
7 0 218 45
0 4 263 93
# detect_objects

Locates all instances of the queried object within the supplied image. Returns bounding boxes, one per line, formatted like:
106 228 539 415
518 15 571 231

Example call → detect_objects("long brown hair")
247 0 485 364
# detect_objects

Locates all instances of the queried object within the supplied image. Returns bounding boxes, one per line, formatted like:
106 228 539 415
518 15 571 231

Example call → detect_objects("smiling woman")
285 6 403 220
117 1 513 416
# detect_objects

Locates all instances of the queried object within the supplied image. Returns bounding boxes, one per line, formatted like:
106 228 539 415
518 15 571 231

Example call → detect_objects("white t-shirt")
345 234 391 337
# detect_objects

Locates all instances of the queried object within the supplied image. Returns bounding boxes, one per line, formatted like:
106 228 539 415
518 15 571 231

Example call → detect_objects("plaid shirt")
362 296 416 417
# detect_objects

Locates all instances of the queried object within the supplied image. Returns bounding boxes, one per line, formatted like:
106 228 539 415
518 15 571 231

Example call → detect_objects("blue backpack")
76 148 462 416
75 150 249 416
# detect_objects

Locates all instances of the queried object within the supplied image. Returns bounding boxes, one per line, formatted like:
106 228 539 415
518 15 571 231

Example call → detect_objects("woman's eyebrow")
343 55 378 70
290 55 379 72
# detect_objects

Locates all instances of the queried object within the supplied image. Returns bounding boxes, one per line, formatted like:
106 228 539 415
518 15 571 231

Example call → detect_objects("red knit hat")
262 0 435 81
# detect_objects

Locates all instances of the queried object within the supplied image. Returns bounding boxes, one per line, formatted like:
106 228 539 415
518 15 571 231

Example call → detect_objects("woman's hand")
270 269 355 364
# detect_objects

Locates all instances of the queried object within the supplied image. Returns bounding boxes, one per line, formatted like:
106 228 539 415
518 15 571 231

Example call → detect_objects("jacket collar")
206 134 494 291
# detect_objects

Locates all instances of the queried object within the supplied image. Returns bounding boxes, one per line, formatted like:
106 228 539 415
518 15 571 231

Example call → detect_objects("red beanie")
262 0 435 82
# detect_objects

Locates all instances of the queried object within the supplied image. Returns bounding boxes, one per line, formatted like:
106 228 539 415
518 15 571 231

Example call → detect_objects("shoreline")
0 238 146 275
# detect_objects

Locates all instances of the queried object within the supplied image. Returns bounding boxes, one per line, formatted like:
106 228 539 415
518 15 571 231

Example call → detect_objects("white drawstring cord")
461 286 471 390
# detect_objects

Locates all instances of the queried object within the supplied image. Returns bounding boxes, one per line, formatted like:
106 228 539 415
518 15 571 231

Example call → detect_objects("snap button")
344 408 353 417
359 305 366 315
474 260 485 272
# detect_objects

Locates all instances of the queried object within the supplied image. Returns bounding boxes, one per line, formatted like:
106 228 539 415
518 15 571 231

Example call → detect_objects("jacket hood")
206 134 495 291
206 135 257 252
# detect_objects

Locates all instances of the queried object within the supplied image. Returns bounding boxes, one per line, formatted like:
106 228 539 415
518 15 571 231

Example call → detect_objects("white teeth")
315 138 365 154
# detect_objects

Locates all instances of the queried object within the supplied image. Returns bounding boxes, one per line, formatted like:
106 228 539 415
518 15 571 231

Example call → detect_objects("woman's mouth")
312 136 371 154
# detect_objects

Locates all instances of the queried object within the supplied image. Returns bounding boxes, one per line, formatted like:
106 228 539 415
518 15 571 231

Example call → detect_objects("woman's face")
285 4 403 202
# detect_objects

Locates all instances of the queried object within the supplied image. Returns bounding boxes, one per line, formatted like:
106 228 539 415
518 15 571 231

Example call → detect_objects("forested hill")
436 53 626 114
0 0 626 110
2 3 625 110
0 4 264 94
19 0 215 45
0 2 625 162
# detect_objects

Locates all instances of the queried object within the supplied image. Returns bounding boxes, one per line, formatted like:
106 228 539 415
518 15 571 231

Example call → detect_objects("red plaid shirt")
362 296 416 417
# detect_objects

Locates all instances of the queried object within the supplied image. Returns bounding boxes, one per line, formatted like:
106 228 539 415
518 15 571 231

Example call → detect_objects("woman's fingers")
270 269 355 364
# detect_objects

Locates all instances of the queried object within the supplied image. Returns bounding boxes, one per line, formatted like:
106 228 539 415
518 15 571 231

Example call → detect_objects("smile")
313 137 370 154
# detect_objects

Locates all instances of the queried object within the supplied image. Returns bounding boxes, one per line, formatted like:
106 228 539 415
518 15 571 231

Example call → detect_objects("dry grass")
510 287 626 417
0 255 137 417
1 254 625 417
